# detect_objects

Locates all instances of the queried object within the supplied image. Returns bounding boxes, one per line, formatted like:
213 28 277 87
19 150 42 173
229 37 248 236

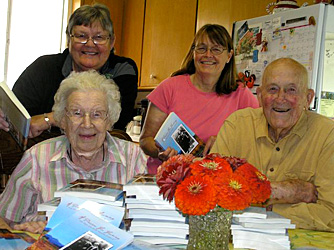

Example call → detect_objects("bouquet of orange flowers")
156 153 271 216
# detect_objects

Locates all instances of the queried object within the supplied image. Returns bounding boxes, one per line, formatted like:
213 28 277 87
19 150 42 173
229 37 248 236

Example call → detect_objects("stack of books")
29 196 133 250
124 174 189 247
231 207 295 250
38 179 124 220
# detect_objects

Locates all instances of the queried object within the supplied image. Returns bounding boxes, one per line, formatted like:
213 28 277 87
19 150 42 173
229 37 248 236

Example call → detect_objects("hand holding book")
154 112 206 158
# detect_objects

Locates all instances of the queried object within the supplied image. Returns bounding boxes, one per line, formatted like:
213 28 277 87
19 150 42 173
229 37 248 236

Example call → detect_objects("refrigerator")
232 3 334 119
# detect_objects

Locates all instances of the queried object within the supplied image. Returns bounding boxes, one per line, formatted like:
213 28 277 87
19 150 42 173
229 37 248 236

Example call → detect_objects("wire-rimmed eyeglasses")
65 108 108 124
70 33 111 45
193 45 227 55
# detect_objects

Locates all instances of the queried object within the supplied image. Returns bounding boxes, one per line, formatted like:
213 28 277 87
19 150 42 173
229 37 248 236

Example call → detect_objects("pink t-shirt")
148 74 259 143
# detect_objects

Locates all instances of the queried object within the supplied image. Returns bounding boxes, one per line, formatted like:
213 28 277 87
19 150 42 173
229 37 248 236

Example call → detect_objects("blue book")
29 209 133 250
0 229 36 250
44 196 125 233
54 179 124 202
154 112 205 157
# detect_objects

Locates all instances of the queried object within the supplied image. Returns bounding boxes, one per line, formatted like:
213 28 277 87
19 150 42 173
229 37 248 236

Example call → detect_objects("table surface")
1 217 333 249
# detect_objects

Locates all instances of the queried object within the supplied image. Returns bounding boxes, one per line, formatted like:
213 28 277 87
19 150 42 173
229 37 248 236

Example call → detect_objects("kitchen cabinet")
139 0 197 88
80 0 316 89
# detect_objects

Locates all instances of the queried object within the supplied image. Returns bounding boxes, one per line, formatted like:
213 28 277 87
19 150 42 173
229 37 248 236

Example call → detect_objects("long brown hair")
172 24 238 95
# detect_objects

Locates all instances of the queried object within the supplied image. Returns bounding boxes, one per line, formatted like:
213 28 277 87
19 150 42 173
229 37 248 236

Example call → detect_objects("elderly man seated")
211 58 334 232
0 70 147 233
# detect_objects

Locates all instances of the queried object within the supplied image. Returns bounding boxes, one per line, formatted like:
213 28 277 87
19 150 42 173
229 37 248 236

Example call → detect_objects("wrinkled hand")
202 136 216 156
13 221 47 234
157 147 178 162
28 114 50 138
269 179 318 205
0 109 10 131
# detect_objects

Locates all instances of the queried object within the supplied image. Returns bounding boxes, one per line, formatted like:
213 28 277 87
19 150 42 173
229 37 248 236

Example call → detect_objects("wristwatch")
44 113 52 133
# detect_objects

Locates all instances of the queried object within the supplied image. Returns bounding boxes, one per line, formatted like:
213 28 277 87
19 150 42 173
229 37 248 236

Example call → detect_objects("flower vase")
187 206 233 250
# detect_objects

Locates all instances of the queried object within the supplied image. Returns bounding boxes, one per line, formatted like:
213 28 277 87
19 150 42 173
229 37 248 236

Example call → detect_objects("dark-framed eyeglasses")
193 45 227 55
65 108 108 124
70 33 111 45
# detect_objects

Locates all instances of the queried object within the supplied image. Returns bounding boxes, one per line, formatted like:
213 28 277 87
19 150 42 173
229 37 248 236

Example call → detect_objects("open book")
0 81 30 150
154 112 205 157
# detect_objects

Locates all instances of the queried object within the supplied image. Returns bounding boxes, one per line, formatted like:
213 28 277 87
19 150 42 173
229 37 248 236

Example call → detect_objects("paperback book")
124 174 160 200
0 229 36 250
0 81 31 150
54 179 124 202
124 174 188 247
134 236 188 246
37 197 61 214
28 208 133 250
231 209 294 250
129 226 188 238
154 112 205 157
44 196 125 233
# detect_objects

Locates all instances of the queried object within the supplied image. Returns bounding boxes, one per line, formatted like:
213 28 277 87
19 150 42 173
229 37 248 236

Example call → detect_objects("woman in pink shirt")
140 24 259 173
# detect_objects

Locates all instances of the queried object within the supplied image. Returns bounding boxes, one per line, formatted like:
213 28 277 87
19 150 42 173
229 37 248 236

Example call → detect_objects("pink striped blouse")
0 133 147 223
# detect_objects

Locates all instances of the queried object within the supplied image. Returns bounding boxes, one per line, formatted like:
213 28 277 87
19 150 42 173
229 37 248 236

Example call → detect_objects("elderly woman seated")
0 70 147 233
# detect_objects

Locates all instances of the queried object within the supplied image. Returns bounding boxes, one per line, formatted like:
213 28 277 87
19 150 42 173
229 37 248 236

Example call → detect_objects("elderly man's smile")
273 107 291 113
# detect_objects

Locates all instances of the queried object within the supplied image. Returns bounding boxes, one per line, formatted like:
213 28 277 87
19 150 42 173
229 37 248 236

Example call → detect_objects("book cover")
28 209 133 250
54 179 124 202
154 112 205 157
44 196 125 233
124 174 160 200
0 228 36 250
0 81 31 150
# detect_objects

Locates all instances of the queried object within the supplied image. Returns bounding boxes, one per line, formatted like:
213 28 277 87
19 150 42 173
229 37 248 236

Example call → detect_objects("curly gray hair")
52 70 121 129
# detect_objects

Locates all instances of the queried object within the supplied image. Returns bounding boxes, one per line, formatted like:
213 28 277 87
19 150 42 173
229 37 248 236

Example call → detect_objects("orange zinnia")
235 163 271 203
216 173 252 211
190 157 231 178
174 175 217 215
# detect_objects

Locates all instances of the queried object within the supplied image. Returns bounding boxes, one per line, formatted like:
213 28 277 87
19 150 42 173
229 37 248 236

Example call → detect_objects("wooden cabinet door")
140 0 197 88
121 0 145 86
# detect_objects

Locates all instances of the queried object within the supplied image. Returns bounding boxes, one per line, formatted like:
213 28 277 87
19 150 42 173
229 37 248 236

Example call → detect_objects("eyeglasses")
193 45 226 55
70 33 111 45
66 108 108 124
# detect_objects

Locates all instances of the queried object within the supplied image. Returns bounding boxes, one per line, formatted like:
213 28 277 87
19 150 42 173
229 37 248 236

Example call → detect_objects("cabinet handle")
150 74 156 79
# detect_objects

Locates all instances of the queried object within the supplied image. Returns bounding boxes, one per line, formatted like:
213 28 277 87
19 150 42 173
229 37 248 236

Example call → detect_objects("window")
1 0 69 88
